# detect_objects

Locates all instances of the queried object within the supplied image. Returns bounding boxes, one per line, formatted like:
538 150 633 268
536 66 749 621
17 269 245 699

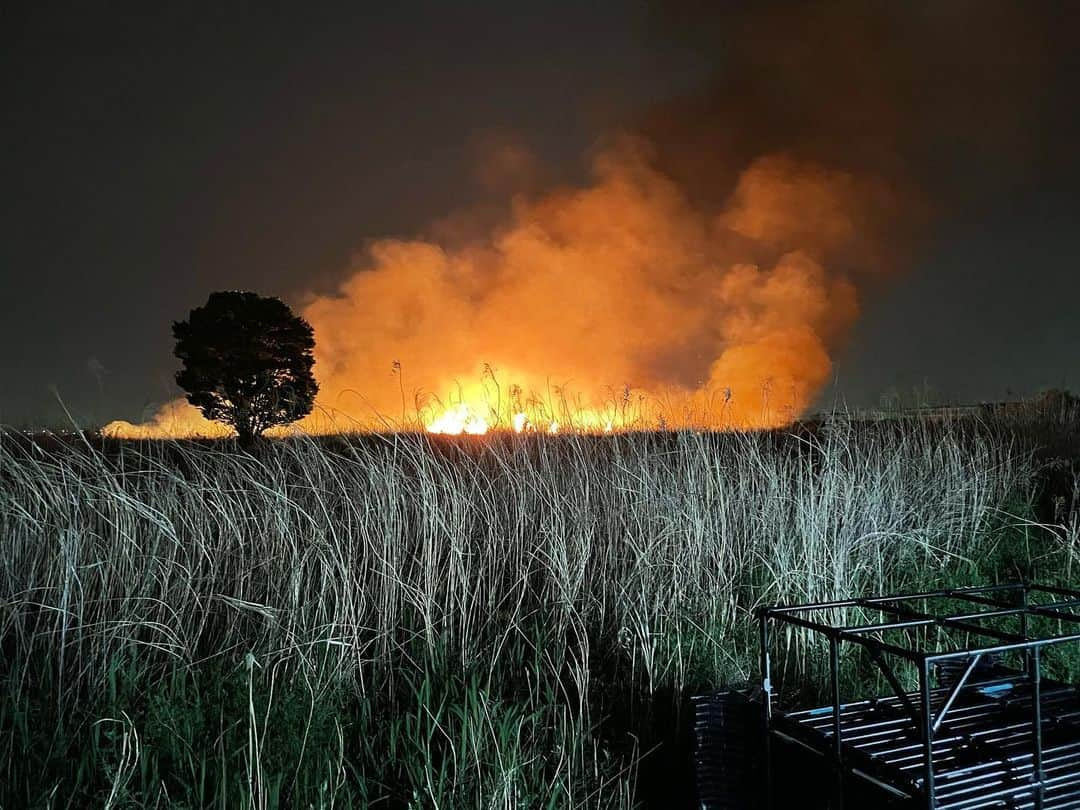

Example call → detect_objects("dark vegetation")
173 290 318 446
0 400 1077 808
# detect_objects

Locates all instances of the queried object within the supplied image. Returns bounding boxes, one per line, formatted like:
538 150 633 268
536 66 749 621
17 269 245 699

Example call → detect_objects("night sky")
2 1 1078 428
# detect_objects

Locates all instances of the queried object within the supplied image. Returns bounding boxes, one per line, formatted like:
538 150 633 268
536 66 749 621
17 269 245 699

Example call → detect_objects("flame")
423 404 612 436
298 144 867 433
425 403 490 435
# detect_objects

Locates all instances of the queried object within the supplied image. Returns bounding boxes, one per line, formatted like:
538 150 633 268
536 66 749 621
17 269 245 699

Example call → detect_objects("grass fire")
4 2 1079 808
105 148 875 439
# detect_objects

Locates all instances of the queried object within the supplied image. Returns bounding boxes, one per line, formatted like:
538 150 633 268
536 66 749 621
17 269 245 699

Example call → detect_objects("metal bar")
762 609 840 638
768 604 1071 669
1028 583 1080 602
925 630 1080 663
777 678 1080 806
755 583 1080 809
931 590 1080 629
835 630 924 662
1022 585 1032 677
1022 602 1080 628
767 594 1080 666
862 598 1026 644
867 645 923 725
842 616 939 635
830 636 844 808
760 610 773 810
769 583 1027 615
839 599 1080 639
932 653 983 736
935 585 1080 629
767 608 922 660
950 590 1025 610
773 586 1080 630
1033 646 1044 810
921 658 935 808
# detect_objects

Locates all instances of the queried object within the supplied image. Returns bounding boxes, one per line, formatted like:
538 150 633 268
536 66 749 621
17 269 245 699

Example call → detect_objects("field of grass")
1 413 1078 808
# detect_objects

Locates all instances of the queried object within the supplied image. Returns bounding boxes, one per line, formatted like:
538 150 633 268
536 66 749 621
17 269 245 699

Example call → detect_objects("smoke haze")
100 1 1078 436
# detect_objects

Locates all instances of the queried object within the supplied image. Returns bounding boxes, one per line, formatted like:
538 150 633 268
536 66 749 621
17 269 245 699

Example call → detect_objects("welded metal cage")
758 583 1080 809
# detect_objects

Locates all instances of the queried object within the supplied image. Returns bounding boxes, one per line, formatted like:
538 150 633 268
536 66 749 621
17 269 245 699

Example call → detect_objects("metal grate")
756 583 1080 808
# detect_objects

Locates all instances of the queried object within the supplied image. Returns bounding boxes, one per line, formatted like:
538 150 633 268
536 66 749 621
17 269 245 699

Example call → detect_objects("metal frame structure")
758 583 1080 809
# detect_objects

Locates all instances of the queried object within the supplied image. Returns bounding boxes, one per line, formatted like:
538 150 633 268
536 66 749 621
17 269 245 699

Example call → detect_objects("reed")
0 416 1071 808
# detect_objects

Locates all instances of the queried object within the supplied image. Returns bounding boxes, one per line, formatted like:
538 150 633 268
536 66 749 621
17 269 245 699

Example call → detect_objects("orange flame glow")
105 140 884 438
425 404 490 435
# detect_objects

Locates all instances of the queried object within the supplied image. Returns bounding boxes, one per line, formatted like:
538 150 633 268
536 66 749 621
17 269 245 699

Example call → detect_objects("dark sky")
2 1 1078 427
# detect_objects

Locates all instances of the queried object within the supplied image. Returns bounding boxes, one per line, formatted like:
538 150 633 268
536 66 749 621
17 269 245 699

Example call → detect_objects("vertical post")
830 636 844 808
760 611 773 810
1033 646 1044 809
921 658 935 809
1021 585 1031 676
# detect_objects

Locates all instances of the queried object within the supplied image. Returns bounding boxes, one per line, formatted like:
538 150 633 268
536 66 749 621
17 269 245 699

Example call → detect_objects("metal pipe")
1022 585 1031 677
835 599 1080 639
867 646 922 725
921 657 935 808
768 583 1028 615
1034 646 1044 810
944 586 1080 628
830 636 844 808
760 610 773 810
859 598 1025 643
1030 583 1080 601
932 653 983 736
767 609 920 659
925 630 1080 663
755 583 1080 808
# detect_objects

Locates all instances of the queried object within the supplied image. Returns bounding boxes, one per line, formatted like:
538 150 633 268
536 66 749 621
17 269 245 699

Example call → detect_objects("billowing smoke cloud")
302 140 874 429
108 139 883 435
103 397 232 439
107 1 1067 436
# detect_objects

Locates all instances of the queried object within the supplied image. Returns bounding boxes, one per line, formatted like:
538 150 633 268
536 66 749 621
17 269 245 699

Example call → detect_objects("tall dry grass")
0 417 1063 808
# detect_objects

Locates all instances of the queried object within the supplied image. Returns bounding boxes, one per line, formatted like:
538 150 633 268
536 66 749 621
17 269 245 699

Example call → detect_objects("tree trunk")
237 426 257 449
235 405 257 449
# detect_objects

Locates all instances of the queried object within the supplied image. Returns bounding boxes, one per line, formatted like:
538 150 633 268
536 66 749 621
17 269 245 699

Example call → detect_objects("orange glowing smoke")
102 398 232 440
105 140 878 438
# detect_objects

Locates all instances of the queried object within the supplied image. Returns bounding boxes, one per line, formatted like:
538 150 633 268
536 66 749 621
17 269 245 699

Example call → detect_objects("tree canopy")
173 291 318 443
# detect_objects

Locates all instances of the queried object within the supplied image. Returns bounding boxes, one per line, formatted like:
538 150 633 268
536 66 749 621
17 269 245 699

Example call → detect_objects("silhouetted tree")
173 291 318 445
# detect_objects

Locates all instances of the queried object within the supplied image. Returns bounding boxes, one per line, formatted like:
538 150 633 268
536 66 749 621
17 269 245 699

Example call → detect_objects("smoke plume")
107 1 1067 436
301 140 876 430
107 140 882 435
